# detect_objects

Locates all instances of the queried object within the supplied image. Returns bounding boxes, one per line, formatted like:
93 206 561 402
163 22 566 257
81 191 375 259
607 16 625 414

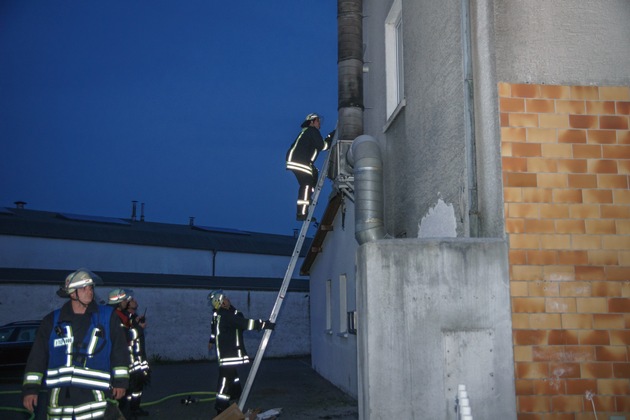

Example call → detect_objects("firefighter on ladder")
286 113 335 220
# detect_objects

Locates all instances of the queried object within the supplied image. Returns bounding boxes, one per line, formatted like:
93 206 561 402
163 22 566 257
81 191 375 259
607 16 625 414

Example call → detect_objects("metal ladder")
238 134 335 411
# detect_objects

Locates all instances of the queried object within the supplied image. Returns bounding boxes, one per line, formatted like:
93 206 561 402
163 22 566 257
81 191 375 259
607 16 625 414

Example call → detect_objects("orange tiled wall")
499 83 630 419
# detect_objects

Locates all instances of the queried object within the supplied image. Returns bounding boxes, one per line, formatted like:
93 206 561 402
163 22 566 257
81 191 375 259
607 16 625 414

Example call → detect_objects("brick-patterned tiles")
500 83 630 418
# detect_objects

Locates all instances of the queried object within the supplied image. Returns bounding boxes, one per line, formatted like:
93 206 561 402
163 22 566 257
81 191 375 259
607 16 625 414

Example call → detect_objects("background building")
0 204 310 360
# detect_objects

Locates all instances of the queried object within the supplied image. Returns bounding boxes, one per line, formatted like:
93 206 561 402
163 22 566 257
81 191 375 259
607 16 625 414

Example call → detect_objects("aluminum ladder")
238 133 336 411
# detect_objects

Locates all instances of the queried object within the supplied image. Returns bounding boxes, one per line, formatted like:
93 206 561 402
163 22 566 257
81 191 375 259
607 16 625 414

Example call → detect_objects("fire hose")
0 389 216 419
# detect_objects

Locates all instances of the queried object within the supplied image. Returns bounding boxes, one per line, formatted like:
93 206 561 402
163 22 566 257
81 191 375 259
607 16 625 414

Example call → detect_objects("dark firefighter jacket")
209 305 264 367
128 313 150 375
285 126 330 175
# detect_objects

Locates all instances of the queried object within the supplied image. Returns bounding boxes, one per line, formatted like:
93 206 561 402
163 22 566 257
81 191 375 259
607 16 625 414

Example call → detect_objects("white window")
325 279 332 333
385 0 404 120
338 274 348 335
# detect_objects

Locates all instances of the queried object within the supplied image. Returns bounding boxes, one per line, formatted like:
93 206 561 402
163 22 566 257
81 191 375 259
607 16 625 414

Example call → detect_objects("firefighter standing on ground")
22 269 129 419
286 113 335 220
207 290 275 415
108 288 151 418
128 295 151 415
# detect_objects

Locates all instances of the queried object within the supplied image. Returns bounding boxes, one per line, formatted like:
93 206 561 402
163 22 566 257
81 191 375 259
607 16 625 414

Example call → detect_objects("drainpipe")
338 0 386 244
211 249 217 277
338 0 363 141
461 0 479 237
347 135 385 244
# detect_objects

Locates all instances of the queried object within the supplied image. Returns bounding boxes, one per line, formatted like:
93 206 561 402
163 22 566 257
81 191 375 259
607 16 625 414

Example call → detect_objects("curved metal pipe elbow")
347 135 386 245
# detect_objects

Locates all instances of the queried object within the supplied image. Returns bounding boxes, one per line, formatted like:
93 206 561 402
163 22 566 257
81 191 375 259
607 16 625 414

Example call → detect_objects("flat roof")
0 207 308 257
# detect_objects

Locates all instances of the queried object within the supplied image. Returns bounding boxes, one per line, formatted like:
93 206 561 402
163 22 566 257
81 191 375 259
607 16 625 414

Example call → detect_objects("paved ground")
0 357 358 419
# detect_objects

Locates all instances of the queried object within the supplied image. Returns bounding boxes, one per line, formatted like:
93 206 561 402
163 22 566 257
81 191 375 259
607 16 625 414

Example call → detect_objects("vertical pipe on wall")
338 0 364 141
338 0 386 244
347 135 385 244
461 0 479 237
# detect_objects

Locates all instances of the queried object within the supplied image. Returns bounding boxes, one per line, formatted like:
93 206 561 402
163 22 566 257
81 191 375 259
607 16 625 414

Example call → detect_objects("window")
338 274 348 336
325 279 332 334
385 0 404 120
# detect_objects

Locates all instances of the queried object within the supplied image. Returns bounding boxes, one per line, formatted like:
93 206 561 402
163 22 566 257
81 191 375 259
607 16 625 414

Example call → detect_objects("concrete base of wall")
356 238 516 420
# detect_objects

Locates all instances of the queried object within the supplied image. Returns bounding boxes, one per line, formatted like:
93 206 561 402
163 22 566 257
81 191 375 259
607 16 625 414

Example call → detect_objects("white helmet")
301 113 322 128
208 289 225 310
58 268 101 297
108 288 132 305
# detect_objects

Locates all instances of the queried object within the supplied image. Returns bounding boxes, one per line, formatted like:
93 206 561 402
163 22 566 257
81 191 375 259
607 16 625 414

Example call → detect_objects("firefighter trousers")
215 366 243 413
290 166 318 219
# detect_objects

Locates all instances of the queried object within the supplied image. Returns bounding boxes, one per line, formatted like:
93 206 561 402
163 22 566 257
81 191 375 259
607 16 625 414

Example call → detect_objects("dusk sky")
0 1 338 235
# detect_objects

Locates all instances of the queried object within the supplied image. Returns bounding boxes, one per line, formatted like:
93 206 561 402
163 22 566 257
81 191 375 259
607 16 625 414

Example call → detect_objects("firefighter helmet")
301 113 322 128
108 288 132 305
57 268 101 297
208 289 225 310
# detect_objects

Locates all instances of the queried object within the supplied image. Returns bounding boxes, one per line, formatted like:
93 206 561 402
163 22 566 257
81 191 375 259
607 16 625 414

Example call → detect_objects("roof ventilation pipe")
347 135 386 244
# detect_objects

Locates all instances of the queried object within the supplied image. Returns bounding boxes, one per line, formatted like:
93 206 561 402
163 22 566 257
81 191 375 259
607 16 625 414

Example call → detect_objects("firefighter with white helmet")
207 290 275 415
127 294 150 415
286 113 335 220
22 269 130 419
108 288 150 417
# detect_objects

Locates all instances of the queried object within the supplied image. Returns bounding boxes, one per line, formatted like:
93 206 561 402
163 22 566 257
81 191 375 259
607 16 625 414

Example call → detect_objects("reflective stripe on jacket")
210 306 263 367
46 305 118 391
286 126 328 171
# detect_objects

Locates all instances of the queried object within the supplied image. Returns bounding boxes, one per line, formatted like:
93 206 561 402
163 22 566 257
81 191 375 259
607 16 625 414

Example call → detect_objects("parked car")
0 320 41 370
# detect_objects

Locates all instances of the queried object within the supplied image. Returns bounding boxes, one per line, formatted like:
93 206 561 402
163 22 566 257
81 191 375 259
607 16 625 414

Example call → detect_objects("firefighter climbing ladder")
238 132 336 411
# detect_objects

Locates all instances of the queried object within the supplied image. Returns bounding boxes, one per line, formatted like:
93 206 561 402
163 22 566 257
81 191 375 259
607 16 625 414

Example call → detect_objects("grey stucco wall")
363 0 630 240
363 0 475 240
356 238 515 420
494 0 630 85
0 285 310 361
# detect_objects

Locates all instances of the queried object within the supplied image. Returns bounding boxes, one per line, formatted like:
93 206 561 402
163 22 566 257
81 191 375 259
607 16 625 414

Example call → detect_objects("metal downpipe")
347 135 385 244
337 0 364 141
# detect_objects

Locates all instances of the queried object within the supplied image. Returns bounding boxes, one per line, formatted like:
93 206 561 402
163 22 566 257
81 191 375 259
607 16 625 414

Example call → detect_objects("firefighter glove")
325 130 335 146
262 320 276 330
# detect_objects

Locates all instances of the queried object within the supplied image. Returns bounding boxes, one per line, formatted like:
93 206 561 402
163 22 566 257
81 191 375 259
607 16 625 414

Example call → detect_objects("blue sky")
0 1 338 235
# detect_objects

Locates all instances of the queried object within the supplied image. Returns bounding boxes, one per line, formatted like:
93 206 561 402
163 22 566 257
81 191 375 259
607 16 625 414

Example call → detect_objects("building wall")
309 203 359 397
357 239 515 420
0 235 214 275
348 3 518 417
494 0 630 86
0 284 308 360
314 0 630 417
0 234 310 360
0 235 305 279
493 1 630 418
374 0 472 239
501 83 630 418
217 251 305 278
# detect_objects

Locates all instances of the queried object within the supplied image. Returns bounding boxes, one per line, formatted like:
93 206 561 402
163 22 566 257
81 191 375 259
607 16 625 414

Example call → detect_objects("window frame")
325 279 333 334
385 0 405 122
337 274 348 337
